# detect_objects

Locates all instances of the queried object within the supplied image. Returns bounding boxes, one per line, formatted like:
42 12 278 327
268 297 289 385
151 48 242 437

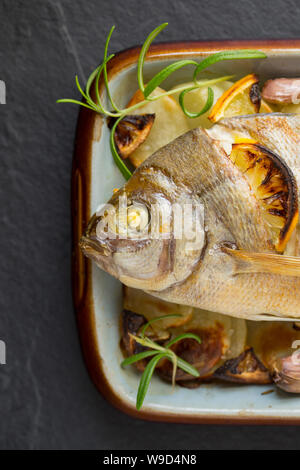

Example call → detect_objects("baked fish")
80 113 300 321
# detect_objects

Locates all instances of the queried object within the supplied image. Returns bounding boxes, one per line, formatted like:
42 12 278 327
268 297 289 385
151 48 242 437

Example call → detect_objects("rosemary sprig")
137 22 168 93
193 49 267 83
102 26 121 113
179 86 214 118
143 59 198 98
121 314 201 410
140 313 182 337
109 115 133 180
57 23 267 180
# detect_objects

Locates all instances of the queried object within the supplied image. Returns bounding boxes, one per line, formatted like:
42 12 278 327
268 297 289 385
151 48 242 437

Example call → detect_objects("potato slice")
280 103 300 113
176 309 247 361
157 309 247 382
122 290 247 382
170 79 234 129
127 87 189 167
123 286 193 338
158 327 224 382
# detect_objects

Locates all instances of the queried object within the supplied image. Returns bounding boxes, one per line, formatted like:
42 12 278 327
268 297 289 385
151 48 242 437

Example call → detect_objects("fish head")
80 163 206 291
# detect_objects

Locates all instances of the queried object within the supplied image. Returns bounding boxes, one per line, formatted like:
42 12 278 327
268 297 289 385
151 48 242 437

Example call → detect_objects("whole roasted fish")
80 113 300 321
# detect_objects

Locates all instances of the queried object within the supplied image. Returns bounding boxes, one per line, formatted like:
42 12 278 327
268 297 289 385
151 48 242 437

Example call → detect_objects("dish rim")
72 39 300 424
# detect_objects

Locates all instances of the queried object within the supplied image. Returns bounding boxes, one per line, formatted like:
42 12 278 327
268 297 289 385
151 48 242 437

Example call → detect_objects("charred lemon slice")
108 114 155 159
230 143 298 252
208 74 261 123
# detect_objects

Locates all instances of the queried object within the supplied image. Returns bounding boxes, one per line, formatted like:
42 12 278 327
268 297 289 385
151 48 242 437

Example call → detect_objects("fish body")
80 113 300 320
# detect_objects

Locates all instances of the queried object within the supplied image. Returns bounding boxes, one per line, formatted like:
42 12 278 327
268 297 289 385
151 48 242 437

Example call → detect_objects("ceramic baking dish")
72 39 300 424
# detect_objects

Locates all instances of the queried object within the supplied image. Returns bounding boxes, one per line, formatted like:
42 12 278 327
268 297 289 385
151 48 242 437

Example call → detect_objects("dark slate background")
1 0 300 450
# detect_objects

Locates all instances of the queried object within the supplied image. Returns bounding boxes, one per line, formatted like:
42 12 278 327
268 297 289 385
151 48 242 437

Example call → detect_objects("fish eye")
126 203 150 232
96 201 151 240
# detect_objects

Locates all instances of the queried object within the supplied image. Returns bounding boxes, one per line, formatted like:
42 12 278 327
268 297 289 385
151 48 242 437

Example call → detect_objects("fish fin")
222 245 300 277
248 314 297 322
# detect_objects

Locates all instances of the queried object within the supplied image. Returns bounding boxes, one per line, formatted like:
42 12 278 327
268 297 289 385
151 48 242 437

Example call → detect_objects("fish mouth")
79 235 120 279
79 235 112 258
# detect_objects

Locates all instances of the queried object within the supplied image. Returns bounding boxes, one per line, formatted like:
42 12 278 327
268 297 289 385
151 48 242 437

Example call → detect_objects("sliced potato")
158 327 224 382
122 288 247 381
176 308 247 362
157 309 247 382
127 87 189 167
123 286 193 338
121 294 248 384
281 103 300 113
171 79 234 129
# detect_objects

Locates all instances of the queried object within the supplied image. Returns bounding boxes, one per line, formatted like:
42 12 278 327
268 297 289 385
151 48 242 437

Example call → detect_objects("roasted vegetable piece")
121 310 148 371
108 114 155 159
214 347 271 384
272 355 300 393
122 291 247 383
247 321 300 393
262 78 300 104
121 310 227 384
157 326 224 382
176 309 247 363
